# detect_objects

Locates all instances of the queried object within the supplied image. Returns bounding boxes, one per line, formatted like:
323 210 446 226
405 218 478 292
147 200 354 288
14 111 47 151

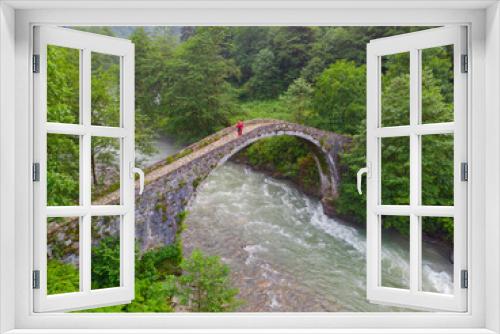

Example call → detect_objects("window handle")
130 162 145 195
357 163 371 195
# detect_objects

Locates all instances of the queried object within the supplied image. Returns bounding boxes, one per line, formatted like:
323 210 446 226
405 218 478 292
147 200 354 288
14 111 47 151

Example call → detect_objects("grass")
196 134 223 149
230 99 294 123
165 148 193 165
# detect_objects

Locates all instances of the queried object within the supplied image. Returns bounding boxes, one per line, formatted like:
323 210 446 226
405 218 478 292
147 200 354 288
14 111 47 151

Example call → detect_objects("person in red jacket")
236 120 244 136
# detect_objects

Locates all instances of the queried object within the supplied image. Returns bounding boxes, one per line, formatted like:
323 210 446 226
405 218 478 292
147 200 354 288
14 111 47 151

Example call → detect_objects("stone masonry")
96 119 349 252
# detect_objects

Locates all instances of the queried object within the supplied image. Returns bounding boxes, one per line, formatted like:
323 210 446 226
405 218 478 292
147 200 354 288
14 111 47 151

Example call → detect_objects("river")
149 138 454 312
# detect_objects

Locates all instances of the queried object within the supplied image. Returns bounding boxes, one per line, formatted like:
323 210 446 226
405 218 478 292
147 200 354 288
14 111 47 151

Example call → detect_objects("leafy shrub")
47 259 79 295
171 249 241 312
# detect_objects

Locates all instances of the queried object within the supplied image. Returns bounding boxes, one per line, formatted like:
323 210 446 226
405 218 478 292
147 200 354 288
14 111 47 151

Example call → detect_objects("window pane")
381 52 410 127
47 134 80 206
91 137 121 204
421 45 454 124
381 216 410 289
381 136 410 205
47 217 80 295
47 45 80 124
91 216 121 289
421 217 454 294
421 134 454 206
91 52 121 127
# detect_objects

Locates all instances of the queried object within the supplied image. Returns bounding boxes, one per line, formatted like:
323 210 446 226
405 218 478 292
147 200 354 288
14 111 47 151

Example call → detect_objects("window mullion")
80 48 92 293
409 48 421 293
120 49 135 292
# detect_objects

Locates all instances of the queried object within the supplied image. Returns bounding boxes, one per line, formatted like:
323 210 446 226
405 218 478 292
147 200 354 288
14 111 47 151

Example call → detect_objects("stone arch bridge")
97 119 349 251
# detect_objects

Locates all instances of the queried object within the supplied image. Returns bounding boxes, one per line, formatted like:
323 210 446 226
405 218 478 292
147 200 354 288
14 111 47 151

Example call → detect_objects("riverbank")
229 136 324 199
230 153 322 199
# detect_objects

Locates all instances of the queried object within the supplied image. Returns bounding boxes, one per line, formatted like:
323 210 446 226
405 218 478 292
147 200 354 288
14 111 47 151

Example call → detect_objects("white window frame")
365 26 468 312
0 1 499 333
32 26 136 312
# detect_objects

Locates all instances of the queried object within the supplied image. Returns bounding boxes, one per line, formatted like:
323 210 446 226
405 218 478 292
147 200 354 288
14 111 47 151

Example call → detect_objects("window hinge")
461 162 468 182
461 269 468 289
461 54 468 73
32 270 40 289
32 163 40 182
32 54 40 73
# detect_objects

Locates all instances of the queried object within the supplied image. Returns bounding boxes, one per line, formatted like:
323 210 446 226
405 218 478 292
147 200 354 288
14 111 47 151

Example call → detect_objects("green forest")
46 26 455 312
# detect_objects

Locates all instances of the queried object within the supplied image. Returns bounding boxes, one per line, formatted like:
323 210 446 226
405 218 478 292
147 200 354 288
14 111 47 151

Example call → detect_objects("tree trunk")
91 149 98 186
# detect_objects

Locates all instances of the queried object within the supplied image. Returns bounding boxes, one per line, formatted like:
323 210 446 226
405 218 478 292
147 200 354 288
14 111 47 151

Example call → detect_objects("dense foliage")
46 45 80 206
48 239 241 312
46 26 456 312
82 239 183 313
47 259 80 295
49 25 456 241
310 60 366 135
235 136 321 197
169 249 241 312
47 27 154 205
161 28 239 142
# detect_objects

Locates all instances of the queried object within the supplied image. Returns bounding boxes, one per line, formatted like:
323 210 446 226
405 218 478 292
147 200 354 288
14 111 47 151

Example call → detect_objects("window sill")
4 329 497 334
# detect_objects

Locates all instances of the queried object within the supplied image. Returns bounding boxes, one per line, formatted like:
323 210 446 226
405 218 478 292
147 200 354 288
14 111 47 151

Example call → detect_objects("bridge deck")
96 119 278 205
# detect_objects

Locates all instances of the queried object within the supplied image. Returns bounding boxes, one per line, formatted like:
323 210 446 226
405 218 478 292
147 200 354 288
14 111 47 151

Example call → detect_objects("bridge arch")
97 120 348 251
201 130 340 213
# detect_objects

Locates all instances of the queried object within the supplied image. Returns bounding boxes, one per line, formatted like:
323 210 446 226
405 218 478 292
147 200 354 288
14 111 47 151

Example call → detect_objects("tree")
89 50 122 194
82 26 165 170
300 56 326 83
162 27 239 143
421 45 454 108
130 27 177 160
232 27 272 84
173 249 241 312
270 27 316 90
335 56 454 241
46 45 80 206
238 136 321 196
245 48 281 99
85 277 177 313
47 134 80 206
301 26 425 82
279 78 314 123
180 26 196 42
334 124 367 224
47 259 80 295
136 242 183 280
47 27 159 201
81 240 183 313
91 235 121 289
310 60 366 135
239 26 317 98
122 278 176 312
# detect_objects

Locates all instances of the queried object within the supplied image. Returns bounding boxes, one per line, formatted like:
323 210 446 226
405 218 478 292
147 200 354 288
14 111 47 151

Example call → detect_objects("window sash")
366 26 468 312
32 26 136 312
